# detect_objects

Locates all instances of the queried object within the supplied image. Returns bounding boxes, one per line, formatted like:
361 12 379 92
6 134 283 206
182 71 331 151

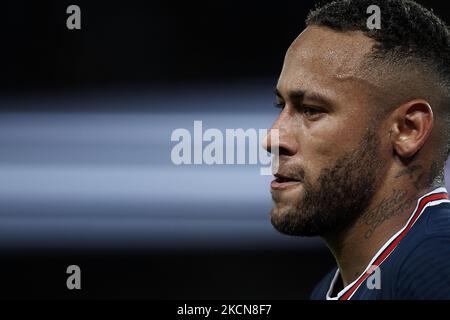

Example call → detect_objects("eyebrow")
275 88 333 107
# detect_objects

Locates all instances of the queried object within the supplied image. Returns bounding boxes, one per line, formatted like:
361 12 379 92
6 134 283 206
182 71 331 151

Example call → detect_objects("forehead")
278 26 376 98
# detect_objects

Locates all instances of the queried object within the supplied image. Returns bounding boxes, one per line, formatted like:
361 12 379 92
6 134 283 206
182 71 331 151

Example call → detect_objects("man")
263 0 450 299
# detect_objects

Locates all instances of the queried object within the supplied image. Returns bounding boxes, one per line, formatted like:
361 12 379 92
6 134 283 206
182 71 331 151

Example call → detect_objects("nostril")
263 128 297 156
265 143 293 156
278 145 293 156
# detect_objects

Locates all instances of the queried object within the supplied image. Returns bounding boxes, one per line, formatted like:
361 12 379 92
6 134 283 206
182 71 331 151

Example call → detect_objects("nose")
263 111 298 157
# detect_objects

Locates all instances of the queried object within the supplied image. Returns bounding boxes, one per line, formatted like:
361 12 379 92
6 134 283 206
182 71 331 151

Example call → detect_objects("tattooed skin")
361 161 443 239
394 165 423 179
362 189 417 239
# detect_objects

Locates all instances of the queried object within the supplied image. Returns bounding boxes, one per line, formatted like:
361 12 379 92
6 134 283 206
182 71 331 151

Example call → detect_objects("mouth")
271 174 302 190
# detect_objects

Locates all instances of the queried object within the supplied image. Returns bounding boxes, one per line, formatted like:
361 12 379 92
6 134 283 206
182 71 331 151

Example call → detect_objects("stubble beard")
270 128 383 237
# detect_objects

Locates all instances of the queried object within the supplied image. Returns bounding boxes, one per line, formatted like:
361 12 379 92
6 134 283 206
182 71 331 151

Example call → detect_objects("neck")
322 161 444 287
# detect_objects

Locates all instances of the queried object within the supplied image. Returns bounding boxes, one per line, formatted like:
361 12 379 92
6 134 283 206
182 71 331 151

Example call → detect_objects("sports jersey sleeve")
395 236 450 299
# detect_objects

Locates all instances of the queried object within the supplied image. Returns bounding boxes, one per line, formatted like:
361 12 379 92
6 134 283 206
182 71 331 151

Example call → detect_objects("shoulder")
393 202 450 299
403 201 450 245
310 267 337 300
395 201 450 252
423 201 450 235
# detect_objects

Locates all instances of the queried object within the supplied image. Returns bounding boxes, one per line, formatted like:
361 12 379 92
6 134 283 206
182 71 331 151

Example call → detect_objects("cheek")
299 123 362 178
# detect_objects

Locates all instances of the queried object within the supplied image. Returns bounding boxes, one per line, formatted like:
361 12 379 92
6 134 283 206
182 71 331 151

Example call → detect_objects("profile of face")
265 26 388 237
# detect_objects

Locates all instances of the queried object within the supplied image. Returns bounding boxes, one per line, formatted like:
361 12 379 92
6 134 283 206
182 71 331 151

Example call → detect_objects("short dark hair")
306 0 450 160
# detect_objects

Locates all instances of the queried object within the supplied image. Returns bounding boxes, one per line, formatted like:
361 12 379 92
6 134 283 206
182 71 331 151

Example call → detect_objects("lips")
271 174 302 190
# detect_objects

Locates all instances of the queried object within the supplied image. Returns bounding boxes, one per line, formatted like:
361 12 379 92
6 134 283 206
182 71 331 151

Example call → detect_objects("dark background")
0 0 449 299
3 1 315 92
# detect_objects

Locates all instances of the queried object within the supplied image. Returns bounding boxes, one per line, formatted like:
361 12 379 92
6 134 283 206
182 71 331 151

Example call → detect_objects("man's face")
267 26 387 237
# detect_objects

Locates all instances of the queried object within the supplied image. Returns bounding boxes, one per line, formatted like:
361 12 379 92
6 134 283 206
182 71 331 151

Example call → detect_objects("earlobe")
394 138 416 158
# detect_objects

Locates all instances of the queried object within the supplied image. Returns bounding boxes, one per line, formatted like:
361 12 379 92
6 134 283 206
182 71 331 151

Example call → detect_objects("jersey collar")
326 187 449 300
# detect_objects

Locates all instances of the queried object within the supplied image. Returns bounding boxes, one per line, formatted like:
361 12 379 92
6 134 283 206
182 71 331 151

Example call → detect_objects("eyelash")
273 102 323 118
273 102 285 110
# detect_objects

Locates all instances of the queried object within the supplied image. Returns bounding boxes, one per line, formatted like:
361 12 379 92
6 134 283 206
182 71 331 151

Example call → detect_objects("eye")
302 106 324 119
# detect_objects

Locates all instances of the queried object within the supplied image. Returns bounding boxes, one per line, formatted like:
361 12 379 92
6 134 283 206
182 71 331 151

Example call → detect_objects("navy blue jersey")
311 187 450 300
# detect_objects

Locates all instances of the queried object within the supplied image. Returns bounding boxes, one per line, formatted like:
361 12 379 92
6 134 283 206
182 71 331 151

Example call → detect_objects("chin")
270 186 302 214
269 202 321 237
269 201 298 224
269 206 308 237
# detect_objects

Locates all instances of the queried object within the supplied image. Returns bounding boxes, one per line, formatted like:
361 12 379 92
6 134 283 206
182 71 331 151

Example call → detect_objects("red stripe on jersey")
339 192 449 300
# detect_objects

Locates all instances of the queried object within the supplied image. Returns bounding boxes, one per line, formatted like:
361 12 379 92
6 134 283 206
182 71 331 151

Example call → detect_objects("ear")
390 99 433 159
